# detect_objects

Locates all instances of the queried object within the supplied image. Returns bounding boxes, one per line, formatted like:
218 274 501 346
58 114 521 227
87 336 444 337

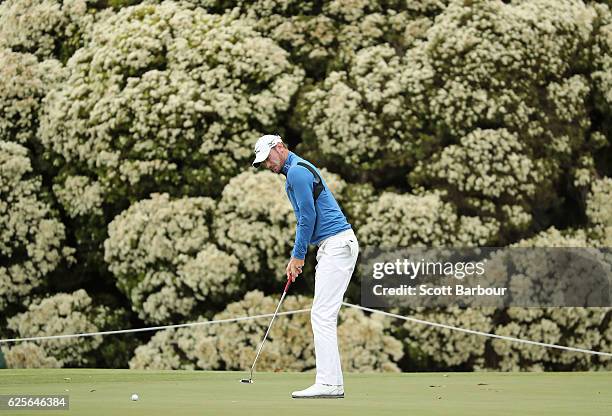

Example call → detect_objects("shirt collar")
281 151 295 176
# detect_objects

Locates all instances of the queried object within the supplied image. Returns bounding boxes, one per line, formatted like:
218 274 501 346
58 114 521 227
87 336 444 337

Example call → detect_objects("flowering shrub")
1 0 610 372
400 307 495 369
130 290 403 371
358 190 499 247
105 193 243 323
409 129 545 236
2 343 61 369
4 290 123 367
0 0 108 61
294 44 435 182
591 4 612 117
296 0 603 240
52 175 105 218
214 170 295 276
0 49 65 146
186 0 449 76
399 303 611 371
38 2 304 206
491 307 612 371
0 141 70 313
586 177 612 245
486 226 611 370
398 225 612 371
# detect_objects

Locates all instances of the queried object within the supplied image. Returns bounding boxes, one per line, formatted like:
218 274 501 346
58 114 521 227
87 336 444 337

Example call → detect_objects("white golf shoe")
291 383 344 399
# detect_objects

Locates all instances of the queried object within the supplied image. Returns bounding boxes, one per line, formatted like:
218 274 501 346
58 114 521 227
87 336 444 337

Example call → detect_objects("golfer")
252 134 359 399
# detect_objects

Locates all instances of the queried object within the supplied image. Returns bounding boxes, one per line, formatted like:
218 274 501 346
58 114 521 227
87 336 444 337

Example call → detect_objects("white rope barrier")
2 302 610 358
0 308 311 344
342 302 612 358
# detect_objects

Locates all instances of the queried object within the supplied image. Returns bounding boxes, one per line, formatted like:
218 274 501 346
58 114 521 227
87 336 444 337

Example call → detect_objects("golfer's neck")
280 151 294 176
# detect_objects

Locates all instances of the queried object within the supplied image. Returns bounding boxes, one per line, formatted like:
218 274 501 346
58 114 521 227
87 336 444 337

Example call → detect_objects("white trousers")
312 228 359 386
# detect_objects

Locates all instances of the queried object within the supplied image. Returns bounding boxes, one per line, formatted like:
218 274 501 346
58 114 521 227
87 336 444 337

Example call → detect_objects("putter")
240 271 297 384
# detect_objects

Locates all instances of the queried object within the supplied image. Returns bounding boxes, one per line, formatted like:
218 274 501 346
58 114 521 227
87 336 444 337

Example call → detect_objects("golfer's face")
263 147 282 173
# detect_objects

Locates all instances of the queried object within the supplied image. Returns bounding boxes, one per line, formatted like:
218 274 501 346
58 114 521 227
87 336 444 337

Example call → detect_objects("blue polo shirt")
281 151 351 260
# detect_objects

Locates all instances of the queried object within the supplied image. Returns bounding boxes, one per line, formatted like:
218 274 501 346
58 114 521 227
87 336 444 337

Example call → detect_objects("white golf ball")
131 394 139 401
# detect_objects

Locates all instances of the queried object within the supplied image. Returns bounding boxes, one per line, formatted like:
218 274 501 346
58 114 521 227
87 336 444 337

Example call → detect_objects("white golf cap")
252 134 282 167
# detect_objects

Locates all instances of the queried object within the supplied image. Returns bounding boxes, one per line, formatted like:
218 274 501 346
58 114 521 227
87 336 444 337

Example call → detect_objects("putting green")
0 369 610 415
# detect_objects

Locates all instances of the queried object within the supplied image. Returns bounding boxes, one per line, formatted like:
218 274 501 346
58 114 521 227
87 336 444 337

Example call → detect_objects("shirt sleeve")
288 166 316 260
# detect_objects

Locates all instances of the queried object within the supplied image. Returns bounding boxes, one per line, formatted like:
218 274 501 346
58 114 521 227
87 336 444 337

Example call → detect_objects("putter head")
240 378 253 384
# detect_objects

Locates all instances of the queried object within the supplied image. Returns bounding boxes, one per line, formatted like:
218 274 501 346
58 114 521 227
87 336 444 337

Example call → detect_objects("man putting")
252 134 359 399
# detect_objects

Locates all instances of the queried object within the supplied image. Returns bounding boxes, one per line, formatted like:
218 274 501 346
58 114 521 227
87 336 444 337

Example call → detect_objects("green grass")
0 369 610 415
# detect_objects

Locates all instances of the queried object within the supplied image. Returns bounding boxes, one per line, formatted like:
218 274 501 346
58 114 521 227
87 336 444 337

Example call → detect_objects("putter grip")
283 277 292 293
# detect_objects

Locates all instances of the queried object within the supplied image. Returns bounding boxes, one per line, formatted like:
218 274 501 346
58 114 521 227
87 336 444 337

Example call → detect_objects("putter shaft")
246 278 292 382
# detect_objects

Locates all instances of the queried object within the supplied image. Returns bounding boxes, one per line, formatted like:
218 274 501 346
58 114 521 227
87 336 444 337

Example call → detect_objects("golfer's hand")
286 257 305 282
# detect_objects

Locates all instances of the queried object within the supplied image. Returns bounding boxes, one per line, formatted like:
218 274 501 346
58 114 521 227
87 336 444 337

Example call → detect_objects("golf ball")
131 394 139 401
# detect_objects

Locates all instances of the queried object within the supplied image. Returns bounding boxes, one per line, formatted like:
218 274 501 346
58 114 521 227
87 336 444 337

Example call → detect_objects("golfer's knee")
311 308 337 327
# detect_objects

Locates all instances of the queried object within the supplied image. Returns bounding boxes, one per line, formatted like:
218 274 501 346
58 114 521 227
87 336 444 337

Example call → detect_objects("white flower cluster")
359 190 499 248
4 289 110 367
410 129 541 233
591 4 612 114
477 226 612 370
401 307 495 369
0 0 102 60
427 0 595 137
0 141 69 312
587 177 612 228
572 152 600 189
130 290 403 371
189 0 316 15
1 342 62 369
0 49 65 145
214 170 295 276
296 44 432 178
319 167 348 201
401 302 611 371
584 177 612 246
509 232 608 308
104 193 243 323
337 307 403 372
414 129 539 199
298 0 604 197
212 0 446 75
340 182 376 231
52 175 104 218
513 226 590 248
418 2 603 242
546 75 590 125
492 307 612 371
38 1 304 204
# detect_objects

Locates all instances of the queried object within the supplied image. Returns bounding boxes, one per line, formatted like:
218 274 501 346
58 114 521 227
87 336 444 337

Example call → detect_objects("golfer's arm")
289 168 316 260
